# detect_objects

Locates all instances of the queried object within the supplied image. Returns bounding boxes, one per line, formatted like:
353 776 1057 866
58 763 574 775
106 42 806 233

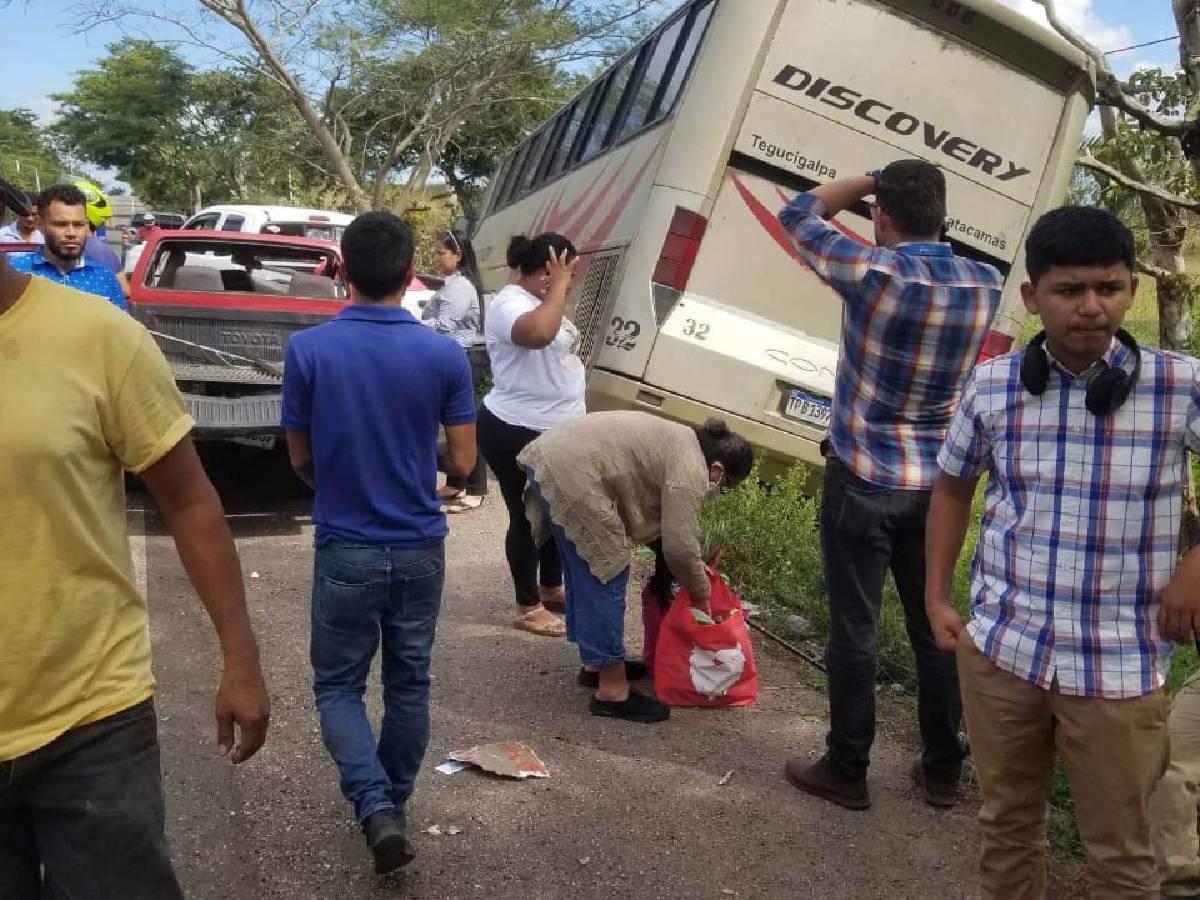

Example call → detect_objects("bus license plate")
783 390 832 429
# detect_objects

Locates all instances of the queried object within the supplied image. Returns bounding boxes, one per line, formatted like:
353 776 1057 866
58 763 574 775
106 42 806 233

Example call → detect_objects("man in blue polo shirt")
9 184 126 310
281 211 476 876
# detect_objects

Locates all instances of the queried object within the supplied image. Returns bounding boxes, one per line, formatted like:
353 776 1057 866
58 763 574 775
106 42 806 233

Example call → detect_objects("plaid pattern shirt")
938 341 1200 698
779 193 1002 489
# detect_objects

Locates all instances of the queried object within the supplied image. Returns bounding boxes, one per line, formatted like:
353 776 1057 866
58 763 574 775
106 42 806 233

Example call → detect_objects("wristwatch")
866 169 881 193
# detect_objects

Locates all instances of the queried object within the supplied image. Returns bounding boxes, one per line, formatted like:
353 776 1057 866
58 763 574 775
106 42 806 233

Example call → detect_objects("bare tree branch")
1077 153 1200 213
1137 258 1174 279
1031 0 1186 136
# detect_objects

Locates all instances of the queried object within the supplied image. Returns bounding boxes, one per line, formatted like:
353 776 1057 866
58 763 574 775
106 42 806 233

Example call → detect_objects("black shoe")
784 754 871 810
363 808 416 875
577 660 648 688
590 688 670 723
910 758 959 809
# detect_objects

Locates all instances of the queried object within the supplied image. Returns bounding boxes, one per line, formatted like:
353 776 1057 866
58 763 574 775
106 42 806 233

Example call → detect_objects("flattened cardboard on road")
445 741 549 779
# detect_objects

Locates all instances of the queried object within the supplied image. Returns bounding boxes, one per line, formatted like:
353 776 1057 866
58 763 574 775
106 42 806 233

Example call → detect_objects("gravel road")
130 447 1083 899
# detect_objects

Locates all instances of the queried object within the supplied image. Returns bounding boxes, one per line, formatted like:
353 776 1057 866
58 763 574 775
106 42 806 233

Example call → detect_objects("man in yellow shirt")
0 249 271 897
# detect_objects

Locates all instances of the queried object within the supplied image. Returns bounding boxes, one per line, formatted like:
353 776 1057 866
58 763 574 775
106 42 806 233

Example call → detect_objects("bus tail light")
976 330 1014 364
652 207 707 323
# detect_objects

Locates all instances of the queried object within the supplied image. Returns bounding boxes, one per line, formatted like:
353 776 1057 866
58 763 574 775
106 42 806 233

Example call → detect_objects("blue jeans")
310 540 445 823
533 482 630 667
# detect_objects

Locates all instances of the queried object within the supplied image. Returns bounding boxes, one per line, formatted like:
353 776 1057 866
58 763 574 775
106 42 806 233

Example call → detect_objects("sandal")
512 604 566 637
578 660 648 688
589 689 670 723
539 585 566 614
443 495 486 514
437 486 466 502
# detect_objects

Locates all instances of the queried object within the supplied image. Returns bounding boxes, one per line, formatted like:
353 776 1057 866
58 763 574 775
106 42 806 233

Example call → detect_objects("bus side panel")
589 0 787 376
472 128 669 337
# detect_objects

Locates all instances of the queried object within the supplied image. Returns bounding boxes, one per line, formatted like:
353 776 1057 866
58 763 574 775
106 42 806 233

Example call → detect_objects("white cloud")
996 0 1133 53
1112 57 1180 79
26 96 60 127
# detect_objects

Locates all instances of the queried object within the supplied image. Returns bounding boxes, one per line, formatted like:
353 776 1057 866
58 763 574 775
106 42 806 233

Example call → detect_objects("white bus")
472 0 1095 471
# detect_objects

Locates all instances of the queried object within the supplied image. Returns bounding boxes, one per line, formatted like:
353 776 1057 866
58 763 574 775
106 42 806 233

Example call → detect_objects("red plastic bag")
653 570 758 707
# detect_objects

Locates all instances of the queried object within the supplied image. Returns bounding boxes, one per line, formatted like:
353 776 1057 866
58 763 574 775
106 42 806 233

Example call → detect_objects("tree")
0 109 63 193
53 41 203 210
1034 0 1200 541
438 68 587 221
53 39 329 212
76 0 664 212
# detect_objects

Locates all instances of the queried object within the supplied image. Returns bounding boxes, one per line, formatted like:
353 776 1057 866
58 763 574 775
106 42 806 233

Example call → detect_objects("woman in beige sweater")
518 413 752 723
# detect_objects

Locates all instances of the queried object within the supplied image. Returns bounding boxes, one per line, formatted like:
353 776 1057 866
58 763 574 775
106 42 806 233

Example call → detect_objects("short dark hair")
506 232 577 275
875 160 946 239
1024 206 1135 284
37 183 87 213
341 212 414 301
694 418 753 486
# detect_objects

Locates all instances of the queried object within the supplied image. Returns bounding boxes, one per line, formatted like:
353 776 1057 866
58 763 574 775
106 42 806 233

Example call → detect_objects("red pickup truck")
2 230 479 446
126 229 352 443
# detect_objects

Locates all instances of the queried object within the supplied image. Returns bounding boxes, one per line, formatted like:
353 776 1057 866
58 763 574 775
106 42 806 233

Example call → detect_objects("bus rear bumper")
586 368 826 475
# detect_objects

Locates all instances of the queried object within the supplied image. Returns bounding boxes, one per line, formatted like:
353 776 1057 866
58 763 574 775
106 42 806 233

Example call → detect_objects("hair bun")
703 418 730 437
506 234 532 269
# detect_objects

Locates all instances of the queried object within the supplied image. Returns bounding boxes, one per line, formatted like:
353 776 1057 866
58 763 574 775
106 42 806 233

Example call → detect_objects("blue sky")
0 0 1177 166
0 1 1175 121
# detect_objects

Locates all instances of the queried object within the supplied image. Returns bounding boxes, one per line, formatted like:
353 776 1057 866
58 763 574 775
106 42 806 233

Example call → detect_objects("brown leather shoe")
910 758 959 808
784 755 870 810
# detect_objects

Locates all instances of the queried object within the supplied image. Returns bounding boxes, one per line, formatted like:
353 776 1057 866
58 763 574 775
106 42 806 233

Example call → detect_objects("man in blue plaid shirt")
926 206 1200 898
779 160 1002 812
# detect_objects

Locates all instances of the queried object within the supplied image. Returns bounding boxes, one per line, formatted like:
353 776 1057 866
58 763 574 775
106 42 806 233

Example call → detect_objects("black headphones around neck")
1019 328 1141 416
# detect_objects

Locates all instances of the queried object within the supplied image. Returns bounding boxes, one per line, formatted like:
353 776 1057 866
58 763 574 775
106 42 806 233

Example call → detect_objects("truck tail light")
652 207 707 323
977 330 1015 364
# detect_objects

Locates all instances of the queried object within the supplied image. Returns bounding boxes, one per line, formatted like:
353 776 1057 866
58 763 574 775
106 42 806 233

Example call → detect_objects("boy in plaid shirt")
926 206 1200 898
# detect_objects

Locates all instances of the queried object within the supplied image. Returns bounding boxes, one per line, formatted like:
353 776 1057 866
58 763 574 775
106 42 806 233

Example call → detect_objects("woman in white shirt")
424 230 487 512
478 233 584 637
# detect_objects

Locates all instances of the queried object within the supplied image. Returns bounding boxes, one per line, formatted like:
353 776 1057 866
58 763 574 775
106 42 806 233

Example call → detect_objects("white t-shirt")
483 284 586 431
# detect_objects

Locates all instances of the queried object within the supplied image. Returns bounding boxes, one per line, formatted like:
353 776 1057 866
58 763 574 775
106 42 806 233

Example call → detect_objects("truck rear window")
143 238 346 300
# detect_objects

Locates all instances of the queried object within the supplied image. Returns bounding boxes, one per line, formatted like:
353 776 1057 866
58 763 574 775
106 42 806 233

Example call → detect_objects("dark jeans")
311 540 445 823
443 352 489 496
0 699 183 899
476 403 562 607
820 456 964 782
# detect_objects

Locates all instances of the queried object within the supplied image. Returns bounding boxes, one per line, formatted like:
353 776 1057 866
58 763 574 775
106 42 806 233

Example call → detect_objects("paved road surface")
130 448 1081 899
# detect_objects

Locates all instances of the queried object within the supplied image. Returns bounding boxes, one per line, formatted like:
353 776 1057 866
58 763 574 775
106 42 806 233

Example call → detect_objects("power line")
1104 35 1178 56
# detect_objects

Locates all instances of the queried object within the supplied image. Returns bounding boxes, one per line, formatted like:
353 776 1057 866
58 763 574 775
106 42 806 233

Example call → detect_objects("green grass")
703 271 1200 856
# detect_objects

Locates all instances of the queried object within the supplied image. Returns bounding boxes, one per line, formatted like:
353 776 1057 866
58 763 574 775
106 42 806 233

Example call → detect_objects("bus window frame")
566 78 609 170
481 0 718 218
580 47 644 162
501 141 533 206
535 110 572 184
518 128 553 196
605 41 655 152
646 2 708 123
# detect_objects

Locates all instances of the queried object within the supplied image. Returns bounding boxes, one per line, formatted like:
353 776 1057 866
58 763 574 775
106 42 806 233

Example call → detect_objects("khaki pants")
1151 671 1200 897
958 638 1169 900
